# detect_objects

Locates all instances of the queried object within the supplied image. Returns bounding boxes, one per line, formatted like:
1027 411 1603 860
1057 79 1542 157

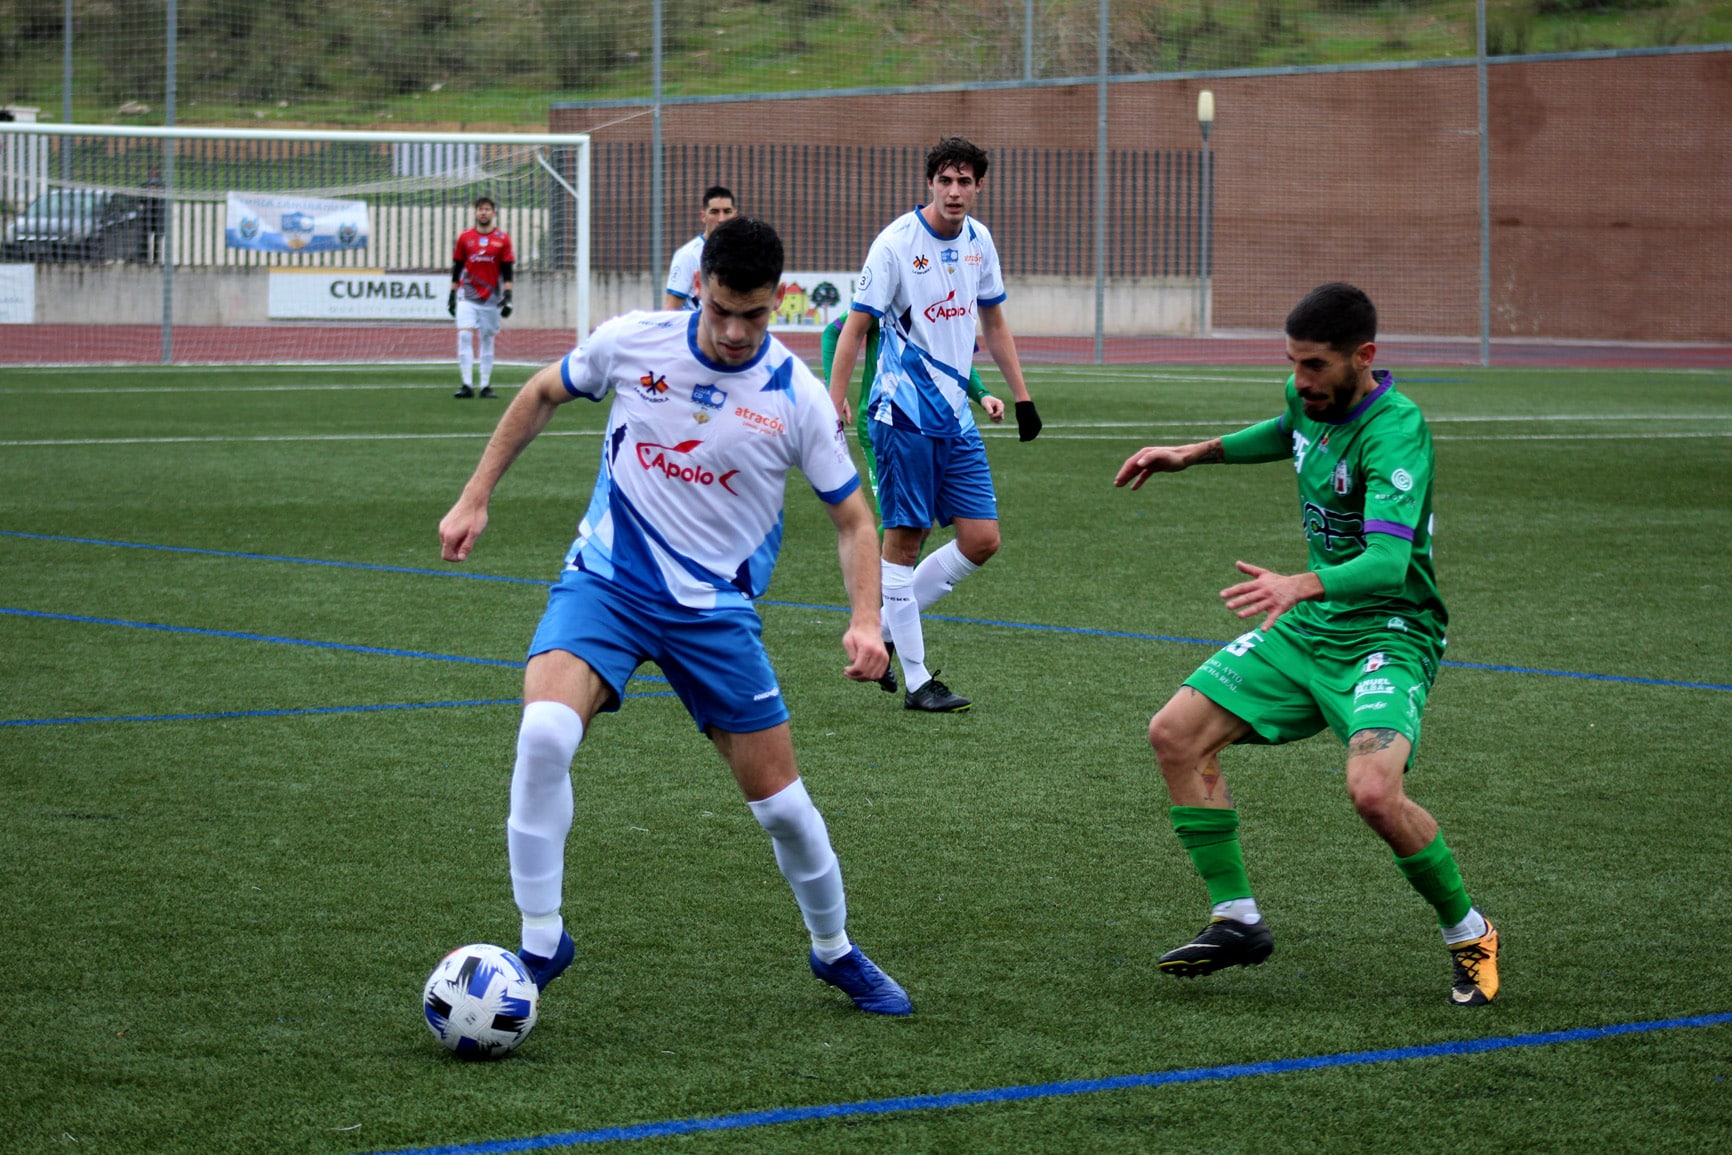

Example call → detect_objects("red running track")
3 325 1730 370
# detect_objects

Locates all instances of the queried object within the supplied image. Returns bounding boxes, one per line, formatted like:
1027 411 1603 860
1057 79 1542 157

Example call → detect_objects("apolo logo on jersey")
923 290 970 323
636 440 740 494
638 372 671 402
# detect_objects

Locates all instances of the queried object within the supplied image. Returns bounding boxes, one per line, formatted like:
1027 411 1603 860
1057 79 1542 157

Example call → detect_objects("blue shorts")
527 568 789 735
869 421 999 530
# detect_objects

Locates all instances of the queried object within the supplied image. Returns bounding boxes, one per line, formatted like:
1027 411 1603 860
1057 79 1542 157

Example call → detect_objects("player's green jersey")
1224 369 1447 644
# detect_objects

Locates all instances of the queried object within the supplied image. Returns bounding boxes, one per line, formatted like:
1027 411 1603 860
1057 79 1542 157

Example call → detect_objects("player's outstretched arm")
439 362 572 562
827 311 874 426
823 488 889 683
1114 438 1224 489
1221 561 1324 631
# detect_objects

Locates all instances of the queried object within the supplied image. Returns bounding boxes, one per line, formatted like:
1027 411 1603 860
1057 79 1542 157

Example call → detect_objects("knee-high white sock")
748 778 850 961
882 560 930 690
478 330 496 387
507 700 581 956
910 539 980 613
457 331 474 386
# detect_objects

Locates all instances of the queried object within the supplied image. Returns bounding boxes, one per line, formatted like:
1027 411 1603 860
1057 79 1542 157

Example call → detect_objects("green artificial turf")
1 362 1728 1153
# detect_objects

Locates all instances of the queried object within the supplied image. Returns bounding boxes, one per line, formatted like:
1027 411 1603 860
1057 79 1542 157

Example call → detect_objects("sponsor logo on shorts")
1363 651 1387 673
733 405 786 437
1357 701 1389 711
1355 677 1396 699
638 371 671 403
923 290 971 323
752 687 782 701
636 440 740 494
1388 616 1408 632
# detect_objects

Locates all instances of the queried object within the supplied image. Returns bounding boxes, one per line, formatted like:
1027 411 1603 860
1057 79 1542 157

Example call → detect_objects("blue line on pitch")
9 531 1728 693
0 607 669 684
368 1011 1732 1154
0 693 678 729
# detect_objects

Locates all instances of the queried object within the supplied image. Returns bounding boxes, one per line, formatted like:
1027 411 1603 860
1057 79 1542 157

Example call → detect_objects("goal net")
0 123 590 365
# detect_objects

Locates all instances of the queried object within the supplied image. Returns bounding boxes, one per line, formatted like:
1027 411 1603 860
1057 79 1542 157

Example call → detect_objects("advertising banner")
268 270 447 320
227 192 370 253
0 263 34 323
768 271 855 333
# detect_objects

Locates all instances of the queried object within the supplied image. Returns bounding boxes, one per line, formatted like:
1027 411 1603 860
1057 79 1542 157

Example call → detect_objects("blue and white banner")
226 192 370 253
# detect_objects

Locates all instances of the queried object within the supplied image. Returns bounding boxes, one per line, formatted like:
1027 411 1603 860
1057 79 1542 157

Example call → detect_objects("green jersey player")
1113 282 1499 1007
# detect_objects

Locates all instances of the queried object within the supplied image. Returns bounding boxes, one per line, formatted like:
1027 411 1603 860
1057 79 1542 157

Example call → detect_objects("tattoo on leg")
1198 765 1232 805
1348 728 1401 758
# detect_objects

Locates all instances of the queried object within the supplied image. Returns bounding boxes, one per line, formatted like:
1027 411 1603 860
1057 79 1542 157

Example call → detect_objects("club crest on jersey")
691 383 727 409
638 372 671 402
912 254 931 274
1363 652 1388 673
939 246 959 272
637 440 740 494
1332 459 1353 495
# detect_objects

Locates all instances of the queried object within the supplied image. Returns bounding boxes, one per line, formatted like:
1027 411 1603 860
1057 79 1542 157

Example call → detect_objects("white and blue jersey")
663 235 705 308
558 309 859 611
850 207 1007 440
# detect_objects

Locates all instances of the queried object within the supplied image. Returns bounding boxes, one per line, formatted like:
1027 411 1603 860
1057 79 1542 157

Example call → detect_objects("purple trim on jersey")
814 474 862 505
979 291 1007 308
685 308 771 375
1325 369 1394 426
1365 519 1415 540
851 301 884 319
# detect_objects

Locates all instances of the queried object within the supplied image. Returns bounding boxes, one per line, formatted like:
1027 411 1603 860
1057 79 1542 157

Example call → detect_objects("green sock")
1394 832 1474 927
1170 806 1253 905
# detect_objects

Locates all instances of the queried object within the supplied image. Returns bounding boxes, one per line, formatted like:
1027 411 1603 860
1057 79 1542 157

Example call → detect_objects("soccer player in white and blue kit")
827 137 1041 711
662 185 737 310
439 218 912 1015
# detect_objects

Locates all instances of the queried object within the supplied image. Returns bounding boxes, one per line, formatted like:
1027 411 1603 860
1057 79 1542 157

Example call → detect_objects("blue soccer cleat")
517 930 575 992
810 946 913 1015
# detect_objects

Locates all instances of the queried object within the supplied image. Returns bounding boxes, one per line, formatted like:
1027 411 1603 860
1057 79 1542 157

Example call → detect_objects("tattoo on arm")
1196 439 1225 465
1348 728 1401 757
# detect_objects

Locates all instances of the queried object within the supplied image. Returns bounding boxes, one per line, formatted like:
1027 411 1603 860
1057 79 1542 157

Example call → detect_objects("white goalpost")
0 122 590 365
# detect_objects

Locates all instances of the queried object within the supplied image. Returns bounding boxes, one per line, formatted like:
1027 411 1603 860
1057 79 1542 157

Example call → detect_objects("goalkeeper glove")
1015 400 1043 442
446 289 457 317
500 289 513 319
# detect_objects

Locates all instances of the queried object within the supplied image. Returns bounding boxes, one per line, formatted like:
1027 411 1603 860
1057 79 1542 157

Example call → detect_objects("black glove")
1015 399 1042 442
446 289 457 317
499 289 513 319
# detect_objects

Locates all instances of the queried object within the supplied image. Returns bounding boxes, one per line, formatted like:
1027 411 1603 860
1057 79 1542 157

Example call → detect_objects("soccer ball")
422 943 539 1059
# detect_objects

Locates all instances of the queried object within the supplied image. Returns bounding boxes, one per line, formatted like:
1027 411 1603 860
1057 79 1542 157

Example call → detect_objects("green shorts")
1183 616 1442 754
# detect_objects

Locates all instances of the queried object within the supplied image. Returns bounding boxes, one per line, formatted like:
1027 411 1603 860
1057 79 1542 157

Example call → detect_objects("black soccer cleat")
876 641 898 693
453 384 476 399
904 671 970 712
478 386 497 398
1158 917 1275 978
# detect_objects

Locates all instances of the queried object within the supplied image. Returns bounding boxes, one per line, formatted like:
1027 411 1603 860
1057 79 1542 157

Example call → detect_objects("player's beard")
1300 363 1361 422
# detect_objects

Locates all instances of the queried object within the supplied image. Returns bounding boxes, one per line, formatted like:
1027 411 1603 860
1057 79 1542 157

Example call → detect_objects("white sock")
747 778 849 960
910 539 979 614
1212 897 1262 925
457 332 474 386
479 331 495 387
507 701 581 949
881 560 930 689
1442 908 1488 946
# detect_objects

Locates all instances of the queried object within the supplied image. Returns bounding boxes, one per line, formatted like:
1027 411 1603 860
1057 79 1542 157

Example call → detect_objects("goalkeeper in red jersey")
449 195 515 399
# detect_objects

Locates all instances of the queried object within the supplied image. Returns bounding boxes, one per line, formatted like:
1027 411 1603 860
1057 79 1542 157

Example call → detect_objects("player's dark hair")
702 185 734 207
1285 283 1377 353
925 136 989 183
473 195 496 210
700 217 783 294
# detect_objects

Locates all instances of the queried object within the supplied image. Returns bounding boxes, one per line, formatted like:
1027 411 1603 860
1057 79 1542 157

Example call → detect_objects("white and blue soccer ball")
422 943 539 1059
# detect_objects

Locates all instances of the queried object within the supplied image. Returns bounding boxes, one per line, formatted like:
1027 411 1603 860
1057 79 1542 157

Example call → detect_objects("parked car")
2 189 145 262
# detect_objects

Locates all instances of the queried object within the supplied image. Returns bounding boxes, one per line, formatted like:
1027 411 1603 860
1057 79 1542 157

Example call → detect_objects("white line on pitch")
0 430 602 447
